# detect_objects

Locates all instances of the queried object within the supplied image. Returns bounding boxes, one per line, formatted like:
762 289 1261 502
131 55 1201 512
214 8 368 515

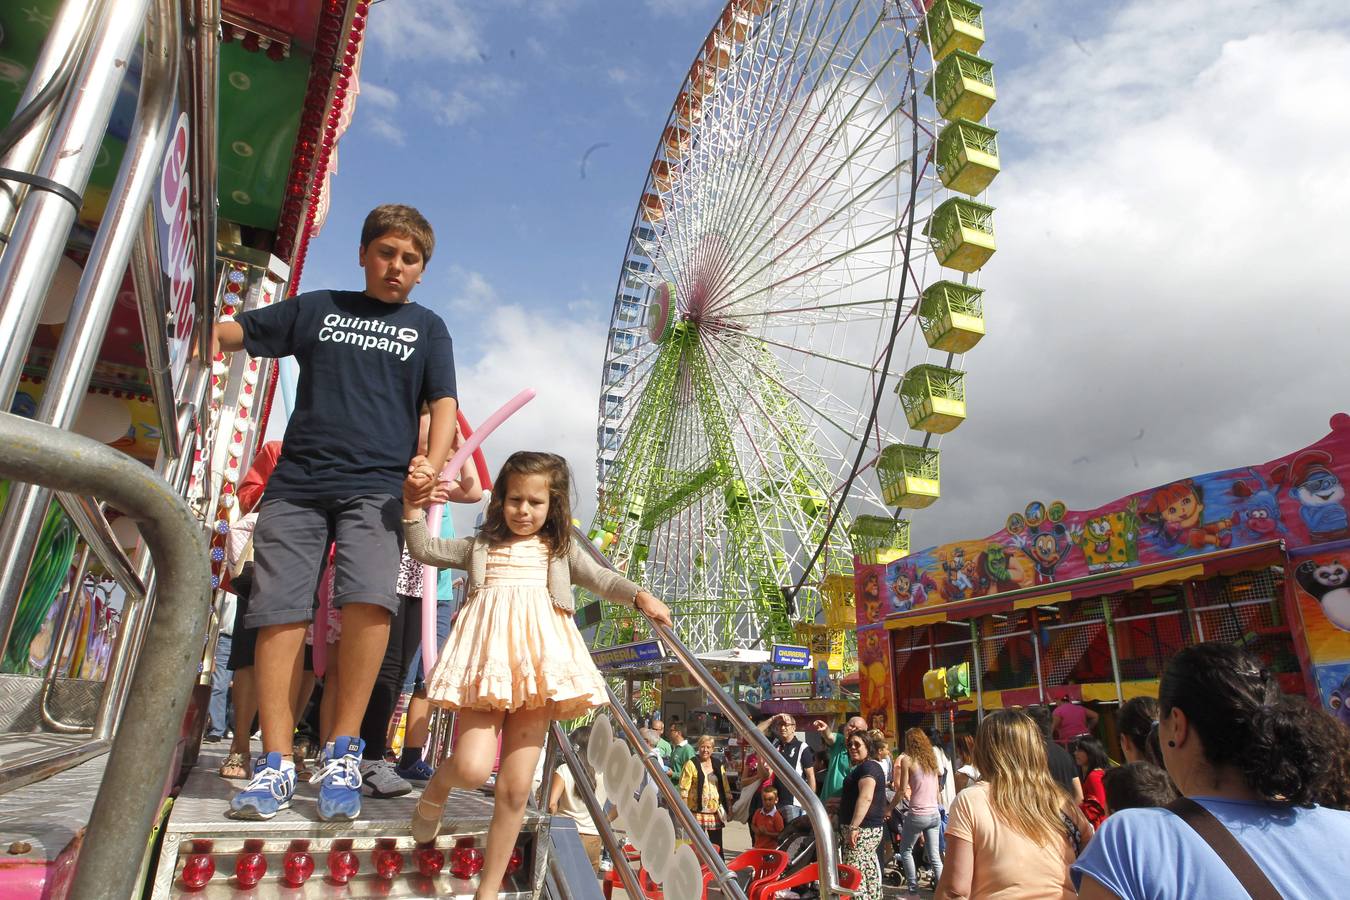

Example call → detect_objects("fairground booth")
855 413 1350 746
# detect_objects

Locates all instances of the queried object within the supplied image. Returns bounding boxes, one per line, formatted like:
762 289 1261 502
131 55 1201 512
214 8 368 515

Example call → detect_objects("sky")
288 0 1350 548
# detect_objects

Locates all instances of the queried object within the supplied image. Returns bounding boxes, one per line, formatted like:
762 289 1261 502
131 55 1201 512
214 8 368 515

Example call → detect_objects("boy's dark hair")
361 204 436 263
760 785 778 800
1102 761 1178 812
668 720 684 736
479 451 573 557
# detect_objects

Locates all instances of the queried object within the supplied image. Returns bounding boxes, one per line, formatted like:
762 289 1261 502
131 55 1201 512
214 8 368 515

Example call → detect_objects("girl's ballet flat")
411 795 445 844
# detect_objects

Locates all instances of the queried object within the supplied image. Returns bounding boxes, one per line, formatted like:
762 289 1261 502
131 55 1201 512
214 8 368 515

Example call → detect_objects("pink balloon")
421 389 536 679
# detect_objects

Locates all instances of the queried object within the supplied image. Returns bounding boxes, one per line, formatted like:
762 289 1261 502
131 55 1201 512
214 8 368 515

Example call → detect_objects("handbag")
1166 798 1283 899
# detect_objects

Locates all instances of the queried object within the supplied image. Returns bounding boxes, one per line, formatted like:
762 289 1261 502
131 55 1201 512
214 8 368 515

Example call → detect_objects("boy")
751 786 785 850
215 205 457 822
667 720 694 784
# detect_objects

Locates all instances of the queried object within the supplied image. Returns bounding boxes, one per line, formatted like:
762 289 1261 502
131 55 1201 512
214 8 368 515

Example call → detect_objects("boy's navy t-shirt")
237 289 456 500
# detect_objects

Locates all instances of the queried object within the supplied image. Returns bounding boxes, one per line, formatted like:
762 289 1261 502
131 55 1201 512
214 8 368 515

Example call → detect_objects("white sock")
279 758 296 774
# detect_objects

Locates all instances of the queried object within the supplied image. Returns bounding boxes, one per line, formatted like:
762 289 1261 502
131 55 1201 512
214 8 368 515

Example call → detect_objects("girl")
401 451 672 900
1073 736 1113 828
893 727 944 895
937 711 1092 900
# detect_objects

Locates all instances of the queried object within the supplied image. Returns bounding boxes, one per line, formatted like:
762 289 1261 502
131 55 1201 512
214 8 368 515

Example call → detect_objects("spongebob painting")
1073 502 1139 573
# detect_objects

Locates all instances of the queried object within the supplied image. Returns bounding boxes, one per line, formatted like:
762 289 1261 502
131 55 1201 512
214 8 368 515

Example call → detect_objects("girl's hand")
634 591 673 628
843 826 858 849
404 472 434 509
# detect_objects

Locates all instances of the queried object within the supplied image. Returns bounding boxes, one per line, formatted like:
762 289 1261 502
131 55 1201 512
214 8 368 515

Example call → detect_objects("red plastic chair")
749 862 863 900
700 848 789 898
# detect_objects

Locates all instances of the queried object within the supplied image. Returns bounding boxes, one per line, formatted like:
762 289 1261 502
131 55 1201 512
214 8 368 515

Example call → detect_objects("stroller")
766 814 823 899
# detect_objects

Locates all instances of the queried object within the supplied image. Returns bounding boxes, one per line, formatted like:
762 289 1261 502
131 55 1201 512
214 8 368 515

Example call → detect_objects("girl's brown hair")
903 727 938 774
478 451 573 557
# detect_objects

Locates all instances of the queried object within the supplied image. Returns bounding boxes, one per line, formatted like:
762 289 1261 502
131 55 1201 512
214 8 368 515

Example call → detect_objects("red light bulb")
506 846 524 876
449 840 484 879
283 851 315 886
373 848 404 880
415 847 445 877
234 852 266 888
181 853 215 889
327 849 360 885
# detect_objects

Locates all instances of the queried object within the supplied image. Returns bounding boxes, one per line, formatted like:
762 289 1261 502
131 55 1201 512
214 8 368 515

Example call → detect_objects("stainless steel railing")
571 526 851 900
0 413 212 900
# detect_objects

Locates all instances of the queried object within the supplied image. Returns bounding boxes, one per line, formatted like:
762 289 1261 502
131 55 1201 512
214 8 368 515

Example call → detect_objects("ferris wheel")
590 0 999 654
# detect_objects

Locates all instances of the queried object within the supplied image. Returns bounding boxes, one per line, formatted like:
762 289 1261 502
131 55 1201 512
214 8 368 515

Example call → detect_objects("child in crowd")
1102 761 1178 814
217 204 458 822
401 451 672 900
751 785 786 850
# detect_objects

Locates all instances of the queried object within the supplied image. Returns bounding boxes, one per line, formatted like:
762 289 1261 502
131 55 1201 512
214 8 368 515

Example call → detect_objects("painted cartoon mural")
856 625 894 739
1290 542 1350 718
855 414 1350 623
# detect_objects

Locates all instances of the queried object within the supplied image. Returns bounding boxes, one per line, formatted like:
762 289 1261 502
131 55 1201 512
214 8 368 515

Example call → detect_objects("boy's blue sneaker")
394 757 435 783
311 736 364 821
227 752 295 820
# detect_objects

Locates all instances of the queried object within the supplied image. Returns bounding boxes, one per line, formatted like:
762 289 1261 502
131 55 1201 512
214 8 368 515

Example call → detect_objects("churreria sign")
318 314 418 360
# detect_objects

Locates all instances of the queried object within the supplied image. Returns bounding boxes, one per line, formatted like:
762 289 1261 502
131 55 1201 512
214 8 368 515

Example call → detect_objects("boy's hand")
634 590 674 628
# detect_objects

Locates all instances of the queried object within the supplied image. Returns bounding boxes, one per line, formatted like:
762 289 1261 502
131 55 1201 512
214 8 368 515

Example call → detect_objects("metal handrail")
573 527 850 899
547 721 645 900
0 412 212 900
603 685 747 900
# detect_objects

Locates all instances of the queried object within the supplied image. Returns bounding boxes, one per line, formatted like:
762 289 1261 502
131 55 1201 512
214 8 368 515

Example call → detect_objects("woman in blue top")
1074 642 1350 899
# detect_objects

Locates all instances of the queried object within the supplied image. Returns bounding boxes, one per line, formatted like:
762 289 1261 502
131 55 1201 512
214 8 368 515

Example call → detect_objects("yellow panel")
1132 564 1205 590
1013 591 1072 611
944 81 996 121
886 611 946 629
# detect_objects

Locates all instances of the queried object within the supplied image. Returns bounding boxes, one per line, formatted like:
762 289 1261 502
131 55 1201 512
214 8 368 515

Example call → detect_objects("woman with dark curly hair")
1073 642 1350 899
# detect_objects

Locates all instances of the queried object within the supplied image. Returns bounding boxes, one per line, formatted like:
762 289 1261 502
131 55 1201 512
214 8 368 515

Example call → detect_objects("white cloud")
644 0 719 17
367 0 484 64
356 82 405 143
359 82 399 110
417 74 522 127
366 117 406 145
607 66 633 85
442 275 610 537
912 4 1350 548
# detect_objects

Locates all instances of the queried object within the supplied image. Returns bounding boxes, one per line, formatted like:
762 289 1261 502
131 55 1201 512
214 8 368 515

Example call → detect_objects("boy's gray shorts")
243 494 404 629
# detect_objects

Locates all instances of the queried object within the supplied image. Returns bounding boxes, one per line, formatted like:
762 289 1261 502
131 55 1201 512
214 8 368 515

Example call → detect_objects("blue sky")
289 0 1350 547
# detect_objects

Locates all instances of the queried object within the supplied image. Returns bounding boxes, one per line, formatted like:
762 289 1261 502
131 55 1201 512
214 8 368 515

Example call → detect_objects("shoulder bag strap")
1166 798 1283 900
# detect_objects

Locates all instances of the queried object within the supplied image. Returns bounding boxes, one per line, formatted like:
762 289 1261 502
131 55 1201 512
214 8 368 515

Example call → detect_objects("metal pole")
1029 610 1046 705
548 722 645 900
191 0 221 363
130 206 182 458
0 0 153 401
0 413 211 900
0 0 177 662
970 619 985 724
0 0 104 235
572 527 848 899
604 692 747 900
1101 598 1124 706
39 546 93 734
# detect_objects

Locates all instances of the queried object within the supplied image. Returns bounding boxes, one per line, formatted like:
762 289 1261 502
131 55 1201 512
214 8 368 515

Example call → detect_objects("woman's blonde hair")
696 734 716 749
904 727 938 774
973 710 1070 846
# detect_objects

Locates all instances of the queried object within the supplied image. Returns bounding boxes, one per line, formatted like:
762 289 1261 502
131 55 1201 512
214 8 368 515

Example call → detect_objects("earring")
1167 740 1176 747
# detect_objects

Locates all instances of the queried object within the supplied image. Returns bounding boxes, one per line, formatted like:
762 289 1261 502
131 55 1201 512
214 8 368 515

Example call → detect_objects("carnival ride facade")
588 0 1000 663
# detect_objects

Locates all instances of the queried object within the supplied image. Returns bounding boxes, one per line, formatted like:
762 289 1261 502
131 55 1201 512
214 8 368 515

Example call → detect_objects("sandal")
219 751 250 780
411 795 445 844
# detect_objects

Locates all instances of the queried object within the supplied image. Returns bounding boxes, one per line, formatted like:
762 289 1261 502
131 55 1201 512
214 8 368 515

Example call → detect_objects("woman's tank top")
907 758 939 816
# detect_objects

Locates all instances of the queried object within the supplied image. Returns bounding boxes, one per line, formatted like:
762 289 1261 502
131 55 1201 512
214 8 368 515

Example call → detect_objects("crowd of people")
549 640 1350 900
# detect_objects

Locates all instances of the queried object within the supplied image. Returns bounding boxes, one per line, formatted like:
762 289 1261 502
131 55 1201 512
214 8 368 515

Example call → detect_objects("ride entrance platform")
150 745 553 898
